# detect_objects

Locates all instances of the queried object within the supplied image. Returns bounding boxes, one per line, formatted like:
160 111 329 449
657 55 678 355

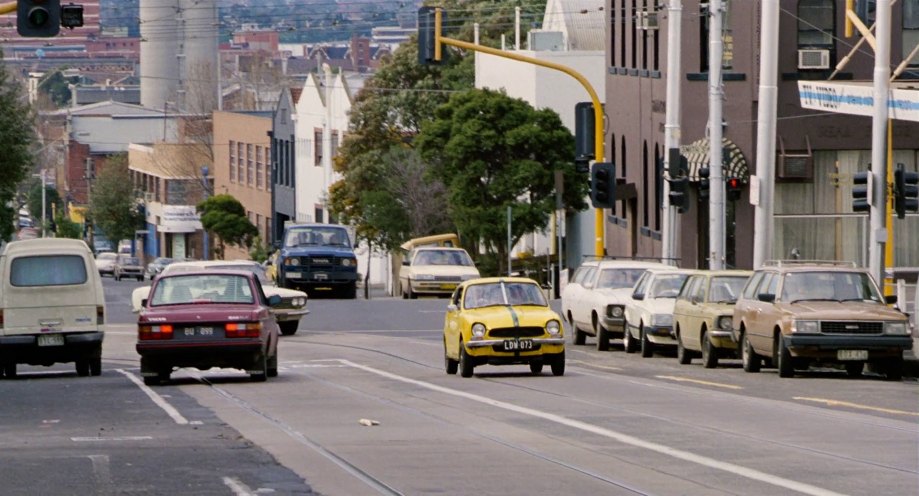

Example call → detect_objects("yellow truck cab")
0 238 106 378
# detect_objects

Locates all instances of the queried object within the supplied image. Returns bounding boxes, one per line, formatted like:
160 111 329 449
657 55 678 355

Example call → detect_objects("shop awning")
679 137 750 183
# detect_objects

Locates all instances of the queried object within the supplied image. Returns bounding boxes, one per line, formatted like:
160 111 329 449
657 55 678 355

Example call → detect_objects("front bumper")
272 309 310 322
410 280 461 295
708 329 738 349
784 334 912 358
465 337 566 349
645 325 677 346
601 316 626 334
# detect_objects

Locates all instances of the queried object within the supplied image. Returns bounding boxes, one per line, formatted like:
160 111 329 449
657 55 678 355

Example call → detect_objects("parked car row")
563 259 913 381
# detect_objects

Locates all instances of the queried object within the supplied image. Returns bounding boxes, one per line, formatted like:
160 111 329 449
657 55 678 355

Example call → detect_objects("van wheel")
76 359 90 377
143 375 160 386
3 363 16 379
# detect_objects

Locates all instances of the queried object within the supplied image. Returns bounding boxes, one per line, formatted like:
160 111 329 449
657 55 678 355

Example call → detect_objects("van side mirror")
757 293 775 303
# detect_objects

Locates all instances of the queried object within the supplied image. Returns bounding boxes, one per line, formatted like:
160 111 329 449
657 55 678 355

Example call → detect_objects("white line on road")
793 397 919 417
334 358 847 496
654 375 743 390
89 455 113 496
117 369 189 425
72 436 153 442
223 476 257 496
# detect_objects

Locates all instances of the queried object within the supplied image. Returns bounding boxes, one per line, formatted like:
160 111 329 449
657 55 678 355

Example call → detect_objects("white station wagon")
623 268 696 357
562 259 672 351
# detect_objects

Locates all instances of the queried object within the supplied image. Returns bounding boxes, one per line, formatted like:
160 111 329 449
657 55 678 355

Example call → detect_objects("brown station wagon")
732 261 912 380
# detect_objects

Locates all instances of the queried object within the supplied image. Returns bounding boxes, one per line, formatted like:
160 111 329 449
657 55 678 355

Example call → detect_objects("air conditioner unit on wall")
637 11 659 30
777 136 814 181
798 49 830 70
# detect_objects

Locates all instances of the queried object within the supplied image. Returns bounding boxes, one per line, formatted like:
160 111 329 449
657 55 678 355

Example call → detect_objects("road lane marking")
334 358 845 496
655 375 743 390
117 369 189 425
568 359 623 371
72 436 154 442
222 476 256 496
793 397 919 417
89 455 113 496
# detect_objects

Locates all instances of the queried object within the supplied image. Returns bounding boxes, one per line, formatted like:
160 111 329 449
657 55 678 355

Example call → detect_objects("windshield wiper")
788 298 838 304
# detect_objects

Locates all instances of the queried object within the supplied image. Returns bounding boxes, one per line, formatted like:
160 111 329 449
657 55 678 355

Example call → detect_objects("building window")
904 2 919 66
256 146 264 189
237 142 245 183
652 0 660 71
331 132 339 158
610 0 617 67
314 130 323 166
314 206 324 224
620 0 627 69
798 0 834 48
631 0 637 68
280 108 287 124
246 144 254 185
229 140 236 183
700 1 735 72
642 141 649 228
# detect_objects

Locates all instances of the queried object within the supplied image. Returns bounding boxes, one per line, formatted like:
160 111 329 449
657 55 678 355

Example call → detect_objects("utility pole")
662 0 683 263
869 1 891 284
707 0 725 270
753 0 779 268
322 62 333 220
40 169 47 238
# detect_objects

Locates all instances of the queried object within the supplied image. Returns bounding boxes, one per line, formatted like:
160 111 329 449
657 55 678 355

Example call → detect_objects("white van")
0 238 106 378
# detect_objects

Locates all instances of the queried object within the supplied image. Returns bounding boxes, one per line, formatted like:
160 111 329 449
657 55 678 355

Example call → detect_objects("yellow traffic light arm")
0 2 16 15
433 8 606 256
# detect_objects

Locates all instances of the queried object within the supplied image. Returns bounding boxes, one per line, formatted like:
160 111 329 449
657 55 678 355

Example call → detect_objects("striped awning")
680 138 750 183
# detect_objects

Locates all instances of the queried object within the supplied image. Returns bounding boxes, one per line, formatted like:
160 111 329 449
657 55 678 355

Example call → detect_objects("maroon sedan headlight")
225 322 262 338
139 324 174 340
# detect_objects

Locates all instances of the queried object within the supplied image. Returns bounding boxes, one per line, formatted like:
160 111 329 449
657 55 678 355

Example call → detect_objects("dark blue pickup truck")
276 223 358 299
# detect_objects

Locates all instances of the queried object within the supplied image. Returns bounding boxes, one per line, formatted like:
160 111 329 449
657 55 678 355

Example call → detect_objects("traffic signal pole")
707 0 725 270
868 0 891 287
427 8 606 257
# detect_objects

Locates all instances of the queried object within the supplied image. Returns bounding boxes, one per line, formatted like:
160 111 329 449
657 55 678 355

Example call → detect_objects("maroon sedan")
136 270 281 386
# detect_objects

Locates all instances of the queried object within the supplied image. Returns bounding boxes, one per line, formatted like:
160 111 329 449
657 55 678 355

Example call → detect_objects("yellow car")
443 277 566 377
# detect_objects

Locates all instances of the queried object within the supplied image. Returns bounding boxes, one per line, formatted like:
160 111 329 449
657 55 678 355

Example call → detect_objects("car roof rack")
761 259 858 268
580 255 679 264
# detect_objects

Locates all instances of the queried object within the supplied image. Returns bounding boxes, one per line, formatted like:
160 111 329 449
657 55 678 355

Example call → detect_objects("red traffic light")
726 177 742 201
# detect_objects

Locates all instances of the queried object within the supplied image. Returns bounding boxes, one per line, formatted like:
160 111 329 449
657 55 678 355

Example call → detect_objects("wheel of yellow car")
741 331 760 373
640 323 654 358
776 334 794 378
459 340 474 378
444 339 458 375
529 361 543 375
550 352 565 376
676 327 691 365
701 330 719 369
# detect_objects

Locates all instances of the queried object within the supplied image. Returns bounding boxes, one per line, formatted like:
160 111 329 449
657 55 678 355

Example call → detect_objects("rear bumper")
0 331 104 365
137 340 264 372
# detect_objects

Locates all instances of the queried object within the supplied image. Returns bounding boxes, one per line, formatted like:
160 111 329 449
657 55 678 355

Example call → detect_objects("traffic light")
417 7 445 65
726 177 742 201
668 176 688 213
894 165 919 218
698 167 710 201
18 0 61 37
574 102 595 173
590 162 615 209
852 171 871 213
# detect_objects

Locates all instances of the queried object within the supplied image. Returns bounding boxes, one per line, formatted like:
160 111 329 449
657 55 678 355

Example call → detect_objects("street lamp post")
201 165 209 260
40 170 46 238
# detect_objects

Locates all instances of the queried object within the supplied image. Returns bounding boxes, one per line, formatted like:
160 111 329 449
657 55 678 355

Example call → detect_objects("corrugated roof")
542 0 605 51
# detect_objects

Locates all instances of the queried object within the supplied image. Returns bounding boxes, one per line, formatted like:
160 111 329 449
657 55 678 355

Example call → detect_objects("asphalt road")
1 277 917 496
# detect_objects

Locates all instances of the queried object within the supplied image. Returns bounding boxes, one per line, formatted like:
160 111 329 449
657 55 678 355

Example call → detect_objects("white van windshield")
11 255 88 286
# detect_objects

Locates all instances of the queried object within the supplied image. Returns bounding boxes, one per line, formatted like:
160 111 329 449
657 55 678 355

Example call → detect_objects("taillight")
97 306 105 325
139 324 174 340
225 322 261 338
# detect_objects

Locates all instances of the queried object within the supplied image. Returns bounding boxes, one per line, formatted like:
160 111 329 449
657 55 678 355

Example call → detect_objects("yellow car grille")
488 327 545 338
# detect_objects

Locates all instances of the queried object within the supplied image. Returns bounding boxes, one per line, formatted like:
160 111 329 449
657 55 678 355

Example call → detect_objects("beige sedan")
673 270 752 368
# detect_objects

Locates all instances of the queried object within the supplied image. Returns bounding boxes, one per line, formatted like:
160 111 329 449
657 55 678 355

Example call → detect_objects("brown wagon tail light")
139 324 174 340
97 306 105 325
225 322 261 338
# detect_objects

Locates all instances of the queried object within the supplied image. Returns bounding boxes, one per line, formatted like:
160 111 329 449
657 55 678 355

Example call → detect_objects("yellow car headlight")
471 323 486 339
546 320 561 335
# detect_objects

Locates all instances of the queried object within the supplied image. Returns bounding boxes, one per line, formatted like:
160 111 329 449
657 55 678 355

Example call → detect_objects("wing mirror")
757 293 775 303
268 294 282 306
632 293 645 301
885 294 897 305
447 303 458 312
402 259 410 266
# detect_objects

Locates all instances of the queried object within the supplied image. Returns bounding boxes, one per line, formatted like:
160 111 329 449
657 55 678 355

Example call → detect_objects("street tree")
89 153 145 244
415 88 588 274
27 179 64 229
196 194 258 259
0 49 37 241
329 0 546 249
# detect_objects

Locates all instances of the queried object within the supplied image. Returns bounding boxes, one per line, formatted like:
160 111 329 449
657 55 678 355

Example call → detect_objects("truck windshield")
284 227 351 248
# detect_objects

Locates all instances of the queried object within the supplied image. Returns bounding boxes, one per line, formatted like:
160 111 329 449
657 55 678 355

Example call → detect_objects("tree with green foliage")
0 49 37 241
415 88 588 274
27 179 64 231
89 153 145 244
53 212 82 239
329 0 547 252
196 194 258 259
